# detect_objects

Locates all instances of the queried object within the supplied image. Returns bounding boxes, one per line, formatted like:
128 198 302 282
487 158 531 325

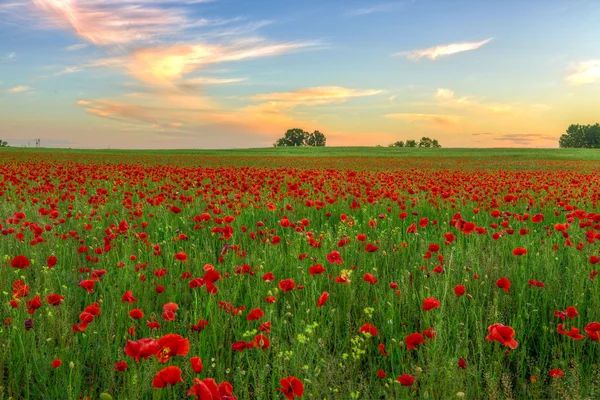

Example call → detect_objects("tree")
559 124 600 148
432 139 441 148
274 129 327 147
0 140 8 147
388 141 405 147
405 139 418 148
417 137 442 148
273 128 307 147
305 130 326 146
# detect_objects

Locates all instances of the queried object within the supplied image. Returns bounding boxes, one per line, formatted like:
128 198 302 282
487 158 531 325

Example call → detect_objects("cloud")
565 60 600 86
0 52 16 63
75 85 379 141
345 2 402 16
32 0 187 45
249 86 383 108
396 38 492 60
385 113 458 126
434 88 513 113
471 132 493 136
116 40 316 87
64 44 88 51
8 85 32 93
182 77 247 85
492 133 559 146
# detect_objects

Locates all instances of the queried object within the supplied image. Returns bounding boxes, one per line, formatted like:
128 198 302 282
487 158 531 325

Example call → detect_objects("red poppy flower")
114 361 128 372
485 323 518 349
277 376 304 400
190 356 203 374
247 308 264 321
309 264 326 275
79 280 95 293
557 323 585 340
191 319 209 332
397 374 415 386
262 272 275 281
458 358 467 369
496 277 511 293
129 309 144 320
46 294 64 306
124 338 160 362
566 306 578 319
422 297 441 311
47 255 57 268
512 247 527 256
548 369 564 378
317 292 329 307
378 343 388 356
157 334 190 363
585 322 600 341
422 327 436 339
174 252 188 262
405 333 425 350
52 359 62 369
359 323 378 336
278 279 296 292
121 291 138 304
363 273 378 284
454 285 466 296
10 255 30 269
326 251 343 264
377 369 386 378
152 366 184 388
365 244 378 252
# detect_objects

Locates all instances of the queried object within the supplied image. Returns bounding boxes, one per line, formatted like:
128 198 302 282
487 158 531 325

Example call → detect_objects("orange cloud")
434 88 513 114
384 113 458 126
397 38 492 60
250 86 383 108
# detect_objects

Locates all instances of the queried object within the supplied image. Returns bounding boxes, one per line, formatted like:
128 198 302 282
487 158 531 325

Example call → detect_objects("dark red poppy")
190 356 203 374
405 333 425 350
152 366 184 388
422 297 441 311
496 277 511 293
10 255 30 269
124 338 160 362
397 374 415 386
277 376 304 400
317 292 329 307
157 334 190 363
359 323 378 336
485 323 518 349
247 308 264 321
278 279 296 292
46 294 64 306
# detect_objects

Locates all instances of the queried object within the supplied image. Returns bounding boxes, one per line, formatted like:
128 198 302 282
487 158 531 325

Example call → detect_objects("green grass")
3 146 600 160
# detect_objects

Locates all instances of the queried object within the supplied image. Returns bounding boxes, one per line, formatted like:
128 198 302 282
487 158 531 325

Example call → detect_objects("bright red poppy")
277 376 304 400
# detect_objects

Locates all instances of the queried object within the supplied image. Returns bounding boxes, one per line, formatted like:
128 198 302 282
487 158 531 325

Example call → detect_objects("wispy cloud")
64 44 88 51
434 88 513 113
0 52 16 63
182 77 247 85
396 38 493 60
565 60 600 86
250 86 383 107
33 0 187 45
345 2 404 17
113 40 317 87
492 133 559 145
385 113 458 126
8 85 32 93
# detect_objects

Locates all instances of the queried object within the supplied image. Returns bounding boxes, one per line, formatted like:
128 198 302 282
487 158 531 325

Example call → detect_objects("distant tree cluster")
274 129 326 147
389 137 441 148
0 139 8 147
559 124 600 148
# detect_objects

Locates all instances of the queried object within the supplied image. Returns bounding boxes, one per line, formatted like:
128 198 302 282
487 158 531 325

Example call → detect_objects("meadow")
1 147 600 399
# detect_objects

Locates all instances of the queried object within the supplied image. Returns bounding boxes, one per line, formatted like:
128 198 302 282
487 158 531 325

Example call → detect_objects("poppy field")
2 149 600 399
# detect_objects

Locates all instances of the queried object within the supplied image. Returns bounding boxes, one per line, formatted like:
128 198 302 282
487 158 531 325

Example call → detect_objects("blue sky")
1 0 599 148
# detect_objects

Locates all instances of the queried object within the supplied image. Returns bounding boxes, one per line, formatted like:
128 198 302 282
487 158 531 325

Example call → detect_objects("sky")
0 0 599 149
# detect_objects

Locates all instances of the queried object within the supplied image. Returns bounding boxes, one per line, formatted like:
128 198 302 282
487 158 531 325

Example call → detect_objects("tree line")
559 124 600 148
273 129 326 147
388 137 441 148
